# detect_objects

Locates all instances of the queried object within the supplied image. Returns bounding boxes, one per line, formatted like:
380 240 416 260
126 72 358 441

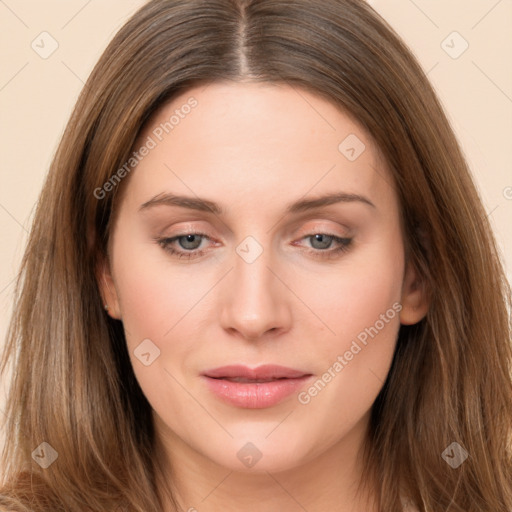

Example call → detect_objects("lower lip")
201 375 313 409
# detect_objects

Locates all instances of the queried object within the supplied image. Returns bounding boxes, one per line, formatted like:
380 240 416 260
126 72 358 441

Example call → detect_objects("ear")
96 255 122 320
399 260 429 325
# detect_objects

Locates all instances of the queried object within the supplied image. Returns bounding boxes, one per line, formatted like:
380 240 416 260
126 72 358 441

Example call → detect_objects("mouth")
202 364 311 380
201 364 313 409
210 376 293 383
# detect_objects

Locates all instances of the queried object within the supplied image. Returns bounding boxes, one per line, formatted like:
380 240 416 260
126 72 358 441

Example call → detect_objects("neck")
154 412 379 512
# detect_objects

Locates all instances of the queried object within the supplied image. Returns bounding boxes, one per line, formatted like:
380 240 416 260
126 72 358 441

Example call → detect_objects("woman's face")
100 81 426 475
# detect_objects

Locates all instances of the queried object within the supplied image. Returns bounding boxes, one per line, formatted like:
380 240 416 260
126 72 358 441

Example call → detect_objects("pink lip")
201 365 313 409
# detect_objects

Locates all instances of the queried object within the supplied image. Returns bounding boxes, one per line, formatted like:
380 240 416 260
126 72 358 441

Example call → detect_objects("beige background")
0 0 511 440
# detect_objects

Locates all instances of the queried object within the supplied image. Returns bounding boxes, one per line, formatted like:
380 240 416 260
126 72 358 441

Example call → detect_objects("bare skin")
99 81 428 512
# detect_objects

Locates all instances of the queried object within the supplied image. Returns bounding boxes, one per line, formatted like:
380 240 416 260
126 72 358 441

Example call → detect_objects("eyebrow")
139 191 376 215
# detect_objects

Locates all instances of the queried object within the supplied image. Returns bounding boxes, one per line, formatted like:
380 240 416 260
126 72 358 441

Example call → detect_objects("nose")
219 242 293 342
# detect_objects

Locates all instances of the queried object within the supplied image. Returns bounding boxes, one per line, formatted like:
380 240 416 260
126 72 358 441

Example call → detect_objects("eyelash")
154 232 353 261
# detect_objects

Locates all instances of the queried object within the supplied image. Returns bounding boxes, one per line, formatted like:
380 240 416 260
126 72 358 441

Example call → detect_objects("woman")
1 0 511 511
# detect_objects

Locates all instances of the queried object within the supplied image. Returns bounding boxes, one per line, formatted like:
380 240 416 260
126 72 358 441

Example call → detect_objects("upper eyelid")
162 221 351 240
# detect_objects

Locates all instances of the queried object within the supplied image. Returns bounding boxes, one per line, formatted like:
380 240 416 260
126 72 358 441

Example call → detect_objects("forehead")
123 81 395 216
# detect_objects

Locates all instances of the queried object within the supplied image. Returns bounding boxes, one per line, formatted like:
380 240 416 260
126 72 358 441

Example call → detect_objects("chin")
203 432 311 474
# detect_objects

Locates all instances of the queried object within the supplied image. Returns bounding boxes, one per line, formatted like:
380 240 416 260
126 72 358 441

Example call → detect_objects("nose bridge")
219 234 291 340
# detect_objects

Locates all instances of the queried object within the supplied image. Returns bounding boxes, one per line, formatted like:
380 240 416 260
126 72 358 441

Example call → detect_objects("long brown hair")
1 1 511 510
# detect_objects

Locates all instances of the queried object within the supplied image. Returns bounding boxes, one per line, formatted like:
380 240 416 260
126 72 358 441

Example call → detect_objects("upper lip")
202 364 311 380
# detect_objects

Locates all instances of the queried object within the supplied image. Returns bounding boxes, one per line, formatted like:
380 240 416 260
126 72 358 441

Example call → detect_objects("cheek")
111 236 208 342
295 234 404 349
291 234 404 411
110 231 222 410
111 240 207 416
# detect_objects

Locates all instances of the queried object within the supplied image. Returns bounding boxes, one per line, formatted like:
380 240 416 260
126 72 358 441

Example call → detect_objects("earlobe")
399 261 429 325
96 257 122 320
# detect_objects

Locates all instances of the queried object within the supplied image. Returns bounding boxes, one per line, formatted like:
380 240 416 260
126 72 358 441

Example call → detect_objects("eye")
297 233 353 259
155 233 212 260
154 232 353 261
